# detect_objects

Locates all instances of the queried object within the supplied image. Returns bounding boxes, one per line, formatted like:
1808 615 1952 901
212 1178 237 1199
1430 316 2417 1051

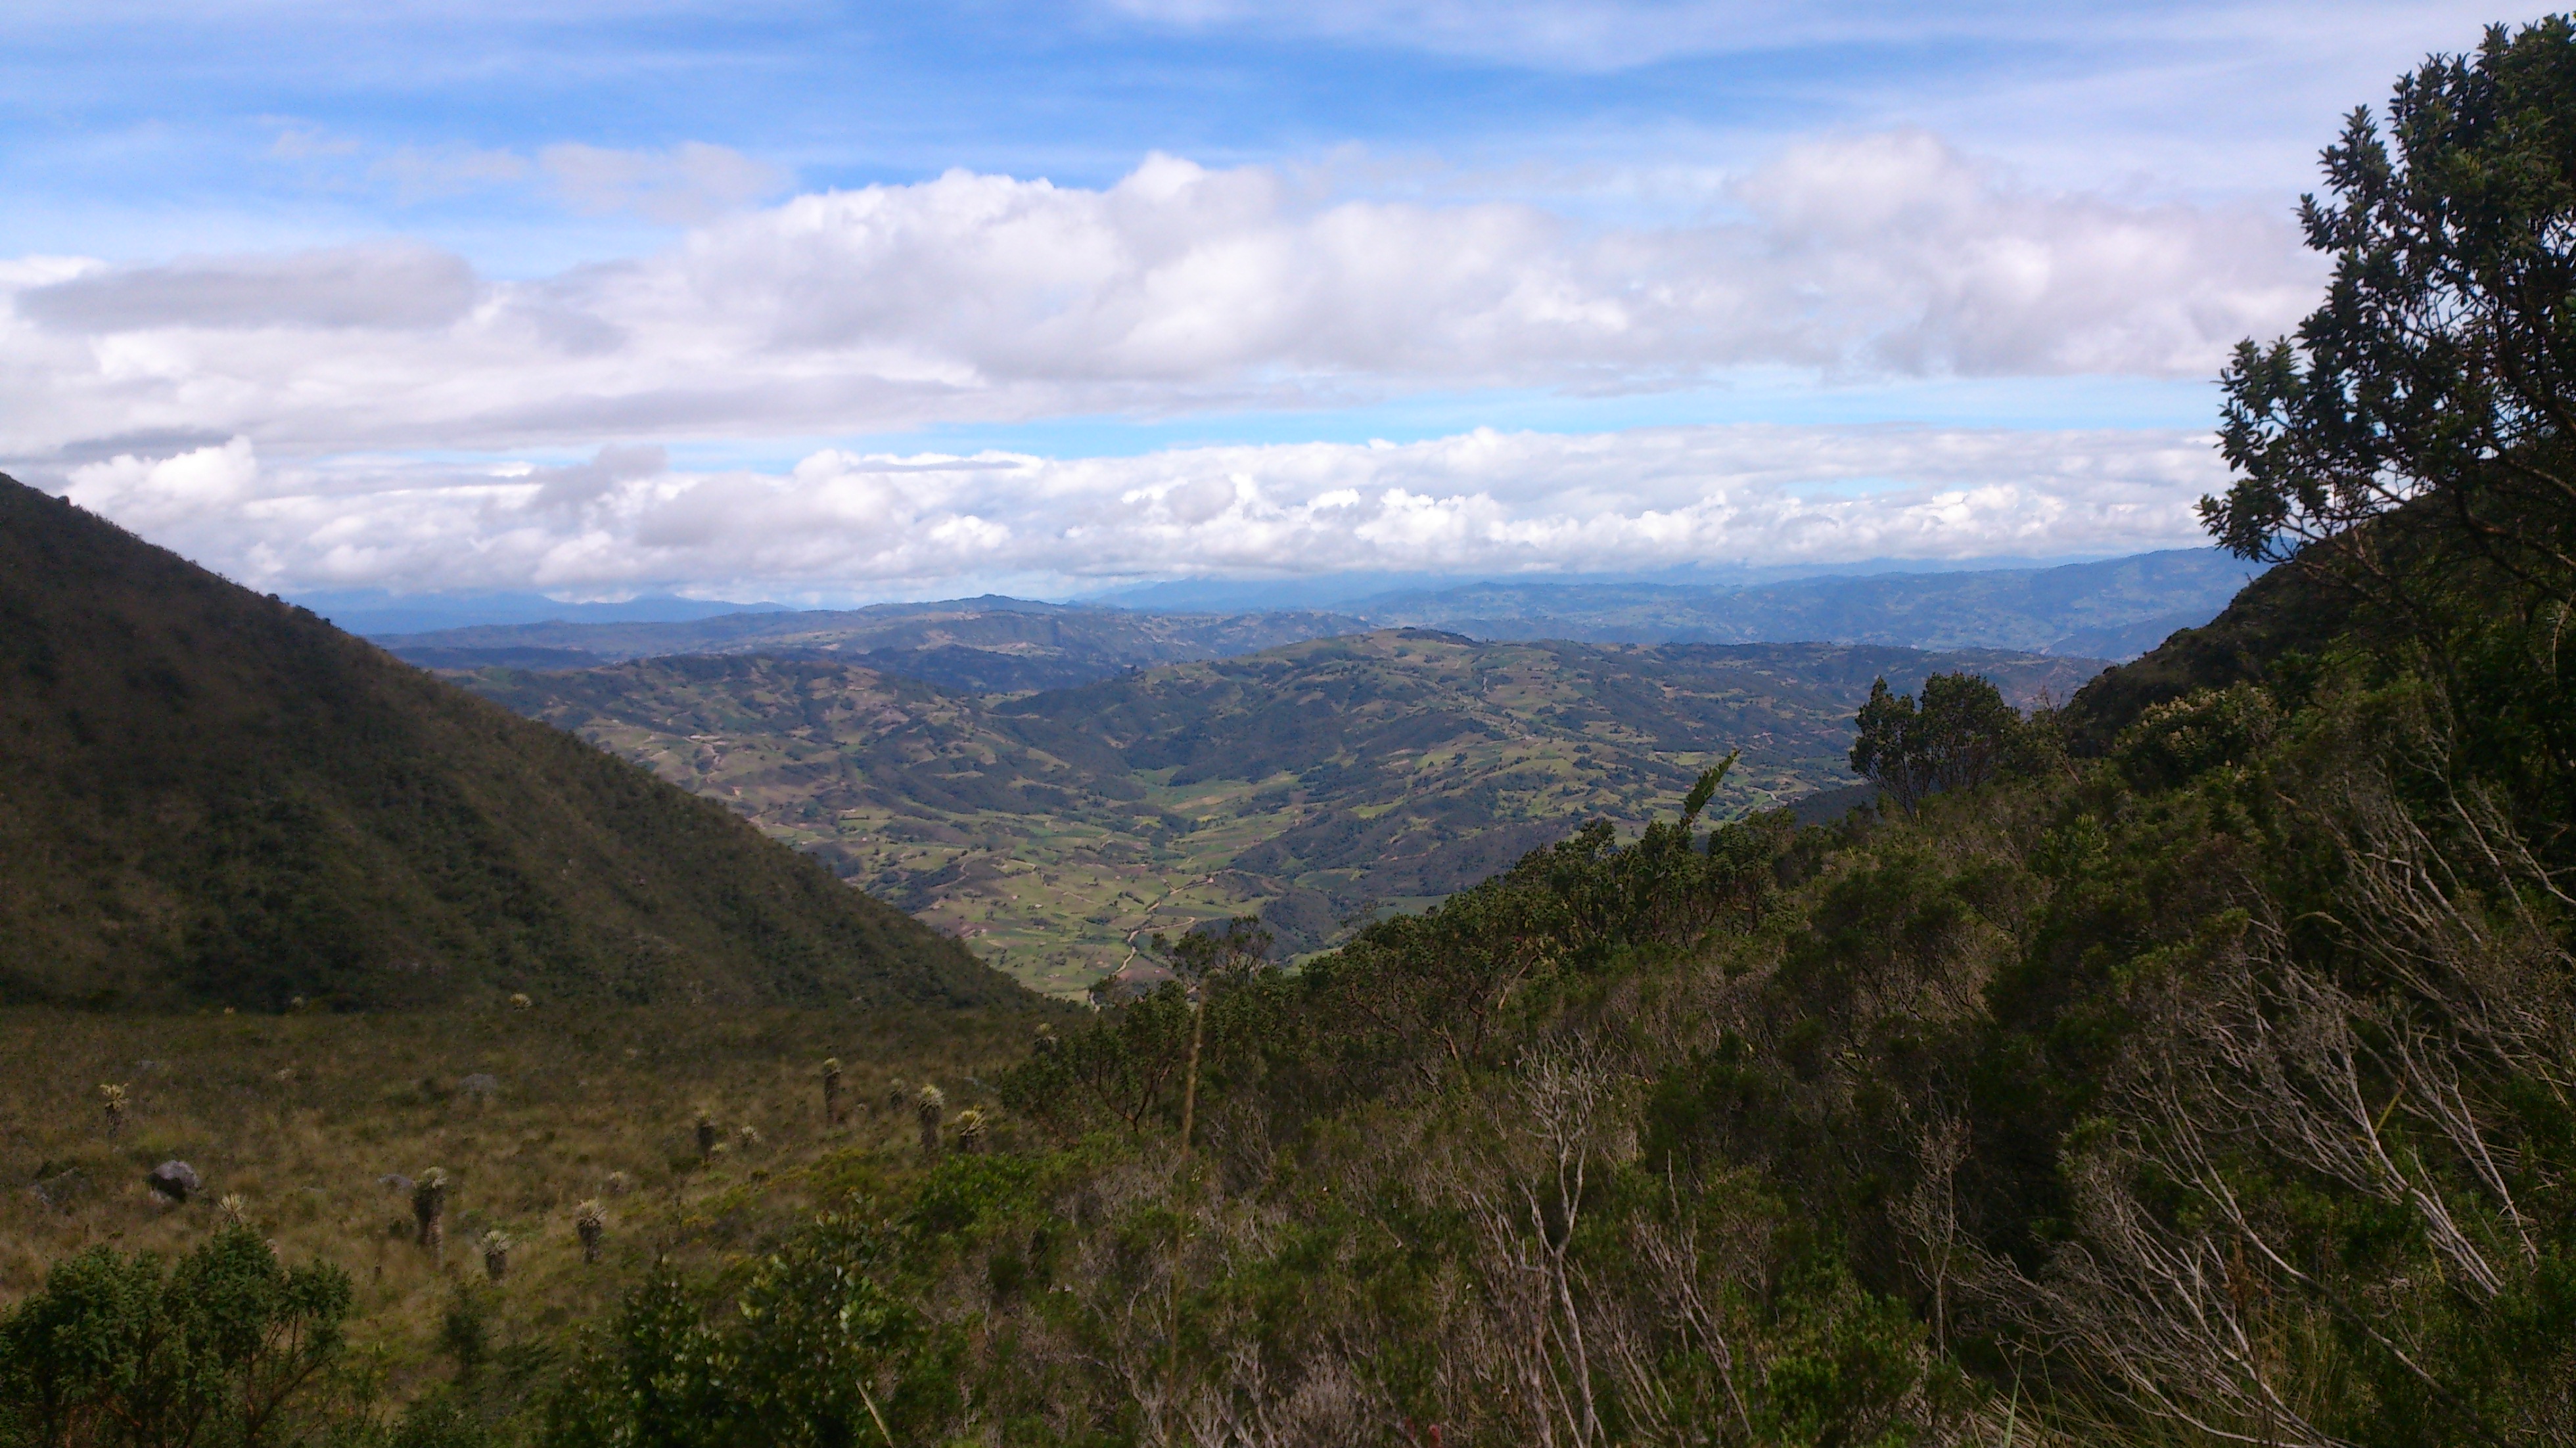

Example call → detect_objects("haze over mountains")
371 548 2254 696
359 551 2217 995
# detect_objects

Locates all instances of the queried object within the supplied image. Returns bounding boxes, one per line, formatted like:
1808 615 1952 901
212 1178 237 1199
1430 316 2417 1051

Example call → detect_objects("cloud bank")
3 138 2310 462
64 422 2226 599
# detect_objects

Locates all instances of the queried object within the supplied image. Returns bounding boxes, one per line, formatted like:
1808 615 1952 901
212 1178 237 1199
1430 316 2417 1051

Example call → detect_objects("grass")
0 1001 1054 1393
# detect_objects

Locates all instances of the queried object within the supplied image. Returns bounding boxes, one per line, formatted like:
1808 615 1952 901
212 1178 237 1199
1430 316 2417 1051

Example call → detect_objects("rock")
31 1167 86 1213
457 1073 501 1100
148 1160 200 1203
379 1173 415 1194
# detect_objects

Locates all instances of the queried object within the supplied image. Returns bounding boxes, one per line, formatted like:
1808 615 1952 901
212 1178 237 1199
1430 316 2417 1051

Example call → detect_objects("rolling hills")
450 632 2102 993
376 597 1369 692
0 477 1019 1012
370 549 2246 700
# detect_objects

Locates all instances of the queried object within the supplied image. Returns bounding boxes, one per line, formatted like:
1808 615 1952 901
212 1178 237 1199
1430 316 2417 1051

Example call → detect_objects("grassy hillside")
0 1000 1051 1384
0 478 1019 1012
455 633 2100 993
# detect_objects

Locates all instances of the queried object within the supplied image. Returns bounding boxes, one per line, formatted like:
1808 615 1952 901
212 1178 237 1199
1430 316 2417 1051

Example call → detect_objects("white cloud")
55 423 2226 598
540 141 787 223
16 242 482 332
0 139 2314 463
374 144 532 204
65 436 260 532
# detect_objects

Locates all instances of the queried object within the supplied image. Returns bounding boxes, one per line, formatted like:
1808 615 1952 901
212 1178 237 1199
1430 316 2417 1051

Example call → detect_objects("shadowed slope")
0 478 1021 1012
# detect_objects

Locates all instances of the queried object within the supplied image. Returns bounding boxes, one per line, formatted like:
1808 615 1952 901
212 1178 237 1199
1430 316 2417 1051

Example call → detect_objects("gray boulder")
147 1160 200 1203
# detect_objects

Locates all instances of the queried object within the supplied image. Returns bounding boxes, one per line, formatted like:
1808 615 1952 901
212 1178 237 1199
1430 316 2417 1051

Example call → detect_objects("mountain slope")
0 478 1019 1012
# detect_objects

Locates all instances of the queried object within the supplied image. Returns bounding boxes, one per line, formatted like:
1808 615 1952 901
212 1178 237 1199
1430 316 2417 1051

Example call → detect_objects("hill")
371 551 2243 699
450 633 2100 992
0 478 1019 1012
374 598 1369 692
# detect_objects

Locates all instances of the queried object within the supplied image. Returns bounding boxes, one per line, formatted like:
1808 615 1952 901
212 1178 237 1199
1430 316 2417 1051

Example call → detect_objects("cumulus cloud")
15 242 482 333
57 424 2226 598
64 436 261 532
0 139 2312 463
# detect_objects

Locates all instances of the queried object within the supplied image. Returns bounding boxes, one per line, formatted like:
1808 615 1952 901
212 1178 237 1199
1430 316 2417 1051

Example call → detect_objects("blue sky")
0 2 2520 602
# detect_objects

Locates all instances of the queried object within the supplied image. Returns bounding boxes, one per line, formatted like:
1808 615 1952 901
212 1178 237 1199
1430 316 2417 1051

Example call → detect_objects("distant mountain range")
1349 549 2259 658
292 589 791 636
450 631 2104 995
0 477 1015 1012
379 599 1373 692
372 549 2256 692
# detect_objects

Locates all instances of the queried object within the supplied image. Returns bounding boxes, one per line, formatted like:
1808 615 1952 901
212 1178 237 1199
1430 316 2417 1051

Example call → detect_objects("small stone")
32 1167 87 1213
148 1160 200 1203
457 1073 501 1100
379 1173 415 1194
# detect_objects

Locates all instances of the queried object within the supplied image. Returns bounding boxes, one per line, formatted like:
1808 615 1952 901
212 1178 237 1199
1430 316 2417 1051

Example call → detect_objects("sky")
0 1 2525 604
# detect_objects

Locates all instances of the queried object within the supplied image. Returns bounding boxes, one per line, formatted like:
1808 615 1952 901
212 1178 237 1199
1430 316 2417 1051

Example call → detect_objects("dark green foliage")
540 1163 1073 1448
0 1226 352 1447
1848 673 2031 813
0 477 1017 1010
2205 18 2576 601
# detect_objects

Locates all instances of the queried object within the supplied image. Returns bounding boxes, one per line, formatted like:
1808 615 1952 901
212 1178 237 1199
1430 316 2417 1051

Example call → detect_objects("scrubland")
0 1003 1046 1390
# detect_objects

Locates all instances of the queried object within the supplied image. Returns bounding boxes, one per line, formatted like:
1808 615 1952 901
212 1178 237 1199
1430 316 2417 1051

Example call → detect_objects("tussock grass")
0 1001 1038 1395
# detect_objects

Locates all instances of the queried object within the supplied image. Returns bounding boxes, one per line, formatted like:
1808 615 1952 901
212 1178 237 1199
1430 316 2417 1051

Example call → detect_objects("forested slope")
0 477 1019 1011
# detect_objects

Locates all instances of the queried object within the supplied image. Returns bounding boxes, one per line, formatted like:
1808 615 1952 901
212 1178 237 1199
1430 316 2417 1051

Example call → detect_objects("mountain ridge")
369 549 2248 698
0 476 1021 1012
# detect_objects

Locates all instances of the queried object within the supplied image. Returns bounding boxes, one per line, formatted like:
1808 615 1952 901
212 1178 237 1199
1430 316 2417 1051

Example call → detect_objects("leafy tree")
0 1226 352 1448
2203 18 2576 608
1847 673 2024 814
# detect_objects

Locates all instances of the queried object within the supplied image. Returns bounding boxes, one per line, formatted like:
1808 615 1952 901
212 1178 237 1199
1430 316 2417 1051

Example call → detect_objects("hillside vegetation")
0 999 1051 1398
9 24 2575 1448
0 477 1017 1012
453 635 2097 993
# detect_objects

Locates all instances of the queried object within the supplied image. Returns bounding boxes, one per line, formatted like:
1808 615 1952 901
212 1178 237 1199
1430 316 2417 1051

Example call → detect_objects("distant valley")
446 631 2104 995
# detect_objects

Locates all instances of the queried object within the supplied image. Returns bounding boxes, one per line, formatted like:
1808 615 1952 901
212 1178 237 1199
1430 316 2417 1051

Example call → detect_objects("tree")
0 1226 353 1448
1848 673 2023 814
2202 19 2576 608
